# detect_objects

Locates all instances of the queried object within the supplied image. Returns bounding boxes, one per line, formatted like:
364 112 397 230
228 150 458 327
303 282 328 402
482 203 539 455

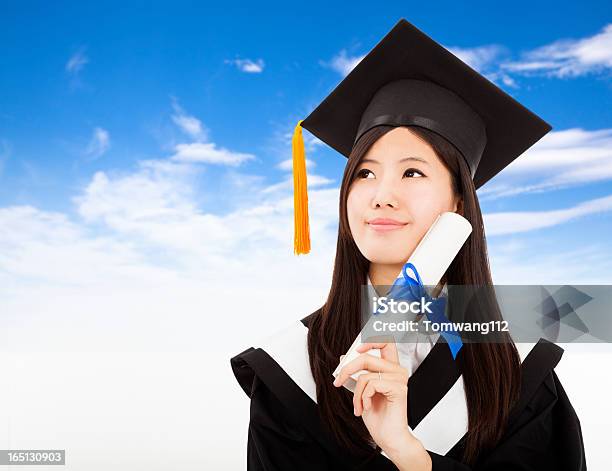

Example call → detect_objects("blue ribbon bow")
374 262 463 360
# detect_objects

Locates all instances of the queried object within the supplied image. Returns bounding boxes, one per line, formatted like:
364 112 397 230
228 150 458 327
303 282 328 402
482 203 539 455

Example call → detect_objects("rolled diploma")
332 211 472 392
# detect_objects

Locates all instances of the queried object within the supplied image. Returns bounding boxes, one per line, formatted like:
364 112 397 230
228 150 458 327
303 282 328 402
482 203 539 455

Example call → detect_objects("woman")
231 19 586 470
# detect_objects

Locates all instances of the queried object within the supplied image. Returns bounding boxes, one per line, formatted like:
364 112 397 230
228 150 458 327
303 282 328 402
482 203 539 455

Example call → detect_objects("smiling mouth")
366 222 408 233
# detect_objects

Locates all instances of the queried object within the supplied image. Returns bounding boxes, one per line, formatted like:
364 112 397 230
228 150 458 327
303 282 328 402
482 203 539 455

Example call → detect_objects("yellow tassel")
292 120 311 255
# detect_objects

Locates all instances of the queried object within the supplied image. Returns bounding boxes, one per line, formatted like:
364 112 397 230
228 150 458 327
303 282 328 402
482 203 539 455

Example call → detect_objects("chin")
361 250 411 266
357 237 414 264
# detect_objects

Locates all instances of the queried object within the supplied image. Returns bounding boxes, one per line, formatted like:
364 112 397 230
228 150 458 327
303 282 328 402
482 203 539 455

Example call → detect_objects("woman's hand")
333 341 415 453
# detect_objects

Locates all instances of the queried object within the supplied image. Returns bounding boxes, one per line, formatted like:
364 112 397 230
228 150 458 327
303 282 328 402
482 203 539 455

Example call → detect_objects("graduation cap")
291 18 552 255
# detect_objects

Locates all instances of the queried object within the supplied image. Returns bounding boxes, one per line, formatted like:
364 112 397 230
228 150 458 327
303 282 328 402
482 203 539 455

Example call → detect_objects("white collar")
366 273 441 375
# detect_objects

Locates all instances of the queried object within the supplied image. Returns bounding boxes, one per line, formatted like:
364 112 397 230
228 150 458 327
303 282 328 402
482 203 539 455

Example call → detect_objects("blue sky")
0 1 611 287
0 3 611 469
1 3 610 207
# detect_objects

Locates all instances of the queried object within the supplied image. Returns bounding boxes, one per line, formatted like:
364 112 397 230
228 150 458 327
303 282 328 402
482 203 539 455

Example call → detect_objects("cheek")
403 182 456 231
346 187 366 234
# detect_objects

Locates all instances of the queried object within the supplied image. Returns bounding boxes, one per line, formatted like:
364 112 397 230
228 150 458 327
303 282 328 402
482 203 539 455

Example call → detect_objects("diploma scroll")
332 211 472 392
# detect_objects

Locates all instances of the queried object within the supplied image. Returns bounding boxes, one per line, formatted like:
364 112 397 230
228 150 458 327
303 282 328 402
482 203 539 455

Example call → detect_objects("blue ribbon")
374 262 463 360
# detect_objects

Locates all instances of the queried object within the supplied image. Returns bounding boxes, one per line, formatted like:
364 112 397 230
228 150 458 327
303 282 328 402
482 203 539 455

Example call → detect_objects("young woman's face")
347 127 461 266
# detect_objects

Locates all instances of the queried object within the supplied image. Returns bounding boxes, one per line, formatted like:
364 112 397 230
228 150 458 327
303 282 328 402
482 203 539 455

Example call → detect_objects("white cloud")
65 141 339 268
447 44 506 72
500 74 517 87
484 193 612 236
268 159 335 194
277 158 316 171
3 145 609 313
225 58 265 73
326 45 516 87
489 241 612 284
479 128 612 200
279 125 326 155
170 142 255 166
501 23 612 78
66 48 89 74
0 204 168 289
0 175 339 470
447 44 518 87
166 100 254 166
171 100 207 141
326 24 612 88
261 174 334 194
325 49 365 76
85 127 110 159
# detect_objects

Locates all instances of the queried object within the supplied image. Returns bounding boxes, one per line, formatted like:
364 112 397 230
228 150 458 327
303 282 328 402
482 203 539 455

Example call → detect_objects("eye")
403 168 425 178
356 168 374 179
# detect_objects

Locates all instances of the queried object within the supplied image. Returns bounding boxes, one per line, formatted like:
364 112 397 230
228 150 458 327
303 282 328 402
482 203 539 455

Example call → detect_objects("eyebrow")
360 156 430 165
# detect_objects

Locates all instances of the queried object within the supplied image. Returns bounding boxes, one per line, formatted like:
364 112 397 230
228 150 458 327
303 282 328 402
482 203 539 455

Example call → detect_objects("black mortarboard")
291 18 552 255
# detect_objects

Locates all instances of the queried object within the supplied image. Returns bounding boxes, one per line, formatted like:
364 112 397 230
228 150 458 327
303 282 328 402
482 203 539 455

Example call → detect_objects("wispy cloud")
261 174 334 194
170 99 208 141
327 23 612 86
501 23 612 78
325 44 515 86
448 44 506 71
479 127 612 200
1 146 609 315
276 158 316 171
69 156 340 268
85 127 110 160
225 58 265 73
170 142 255 166
484 193 612 236
447 44 517 87
66 47 89 74
167 100 254 166
489 241 612 284
278 123 326 155
253 121 335 195
323 49 365 76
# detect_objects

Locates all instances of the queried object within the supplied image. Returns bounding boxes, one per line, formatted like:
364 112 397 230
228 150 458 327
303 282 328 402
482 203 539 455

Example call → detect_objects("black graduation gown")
230 311 587 470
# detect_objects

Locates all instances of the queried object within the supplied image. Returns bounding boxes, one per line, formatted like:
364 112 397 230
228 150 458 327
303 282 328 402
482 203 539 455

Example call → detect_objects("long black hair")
306 125 522 465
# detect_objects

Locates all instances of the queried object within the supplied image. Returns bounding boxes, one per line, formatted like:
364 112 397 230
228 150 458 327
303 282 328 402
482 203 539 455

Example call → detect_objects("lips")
366 218 408 233
367 218 407 225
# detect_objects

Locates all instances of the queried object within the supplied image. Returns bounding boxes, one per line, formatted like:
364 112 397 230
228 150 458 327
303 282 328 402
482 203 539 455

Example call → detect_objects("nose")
372 180 399 209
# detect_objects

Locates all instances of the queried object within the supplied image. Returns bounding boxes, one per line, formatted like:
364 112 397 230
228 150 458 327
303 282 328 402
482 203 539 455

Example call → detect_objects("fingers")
362 379 407 411
335 345 408 418
334 350 402 388
352 372 403 415
356 341 400 364
352 372 373 415
334 351 407 388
